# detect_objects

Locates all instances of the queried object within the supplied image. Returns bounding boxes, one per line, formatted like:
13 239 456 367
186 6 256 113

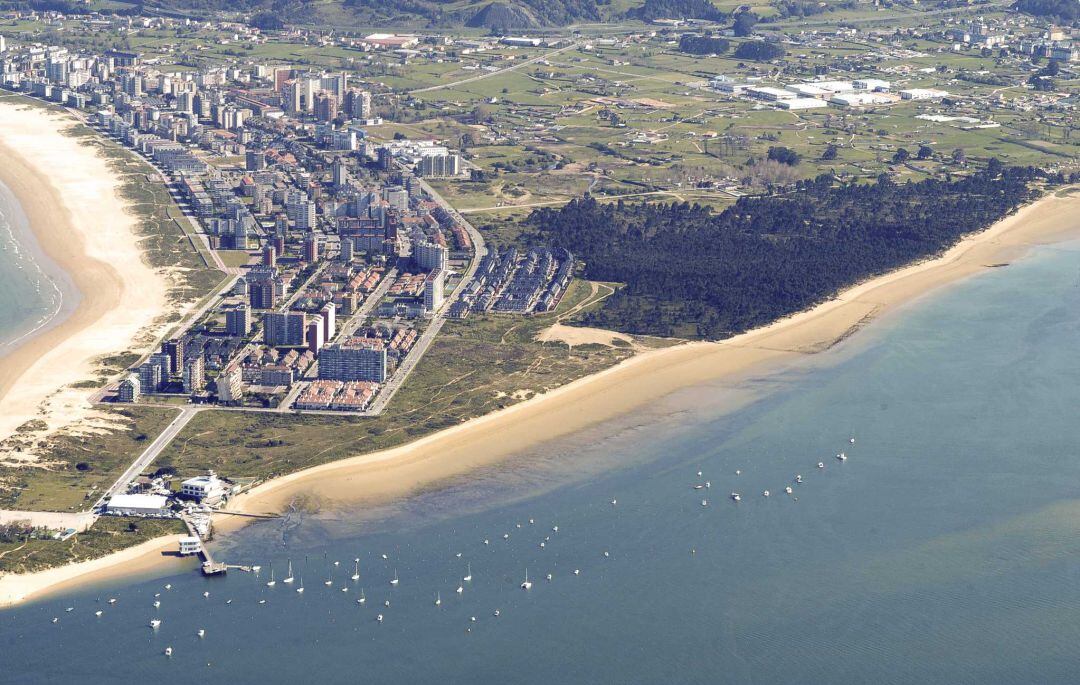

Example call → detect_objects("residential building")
117 373 140 402
423 268 445 313
225 304 252 336
183 356 205 394
264 311 308 347
318 339 387 382
413 238 448 272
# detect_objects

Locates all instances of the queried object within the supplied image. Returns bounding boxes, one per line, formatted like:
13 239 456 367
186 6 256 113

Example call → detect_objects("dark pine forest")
525 166 1045 339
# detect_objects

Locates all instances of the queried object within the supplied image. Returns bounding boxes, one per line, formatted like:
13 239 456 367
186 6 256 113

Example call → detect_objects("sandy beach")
0 535 197 608
228 190 1080 515
0 100 170 452
2 184 1078 608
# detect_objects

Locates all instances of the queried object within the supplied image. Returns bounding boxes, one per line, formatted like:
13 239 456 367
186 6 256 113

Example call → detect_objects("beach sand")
0 101 170 455
2 183 1078 608
0 535 197 608
227 190 1080 516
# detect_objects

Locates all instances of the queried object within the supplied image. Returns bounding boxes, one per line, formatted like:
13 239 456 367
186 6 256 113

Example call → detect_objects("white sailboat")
463 563 472 582
435 592 442 607
324 565 333 586
351 558 360 581
521 569 532 590
283 559 295 584
296 574 304 593
266 564 276 587
390 570 399 586
357 588 366 605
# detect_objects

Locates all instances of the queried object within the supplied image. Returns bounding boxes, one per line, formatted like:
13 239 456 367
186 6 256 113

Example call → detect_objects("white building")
106 493 171 517
854 78 890 92
899 88 949 101
746 86 796 101
777 98 829 110
829 92 898 108
180 472 230 505
179 536 202 556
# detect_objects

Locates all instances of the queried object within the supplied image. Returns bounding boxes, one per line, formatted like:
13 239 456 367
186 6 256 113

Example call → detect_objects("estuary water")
4 237 1080 684
0 178 73 356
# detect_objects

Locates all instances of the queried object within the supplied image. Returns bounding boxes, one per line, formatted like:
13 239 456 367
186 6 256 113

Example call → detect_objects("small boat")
701 499 708 507
850 436 856 444
494 609 501 617
376 614 384 623
149 619 161 628
381 554 388 560
837 452 847 462
696 471 702 477
384 600 391 607
358 589 366 605
763 490 770 497
333 561 340 567
552 526 558 533
341 587 348 593
795 475 803 483
735 469 741 476
470 616 477 622
539 542 546 549
324 568 333 586
603 551 610 558
296 574 304 594
503 534 510 540
154 593 160 598
351 559 360 581
483 539 490 545
390 570 399 587
574 569 581 575
611 499 617 506
164 584 171 590
528 518 535 525
515 523 522 529
95 610 103 617
283 560 294 584
252 565 261 572
546 573 553 581
51 618 58 624
705 481 711 489
693 484 704 490
455 552 462 558
267 564 276 587
521 569 532 590
226 599 232 605
435 592 442 606
731 492 741 502
817 462 825 469
164 647 172 657
258 600 266 605
456 585 464 594
153 601 160 608
202 592 209 598
197 629 205 638
463 563 472 582
785 486 793 494
65 607 74 612
108 598 117 604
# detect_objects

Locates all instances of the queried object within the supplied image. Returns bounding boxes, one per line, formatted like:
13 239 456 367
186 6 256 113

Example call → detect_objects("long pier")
180 514 227 575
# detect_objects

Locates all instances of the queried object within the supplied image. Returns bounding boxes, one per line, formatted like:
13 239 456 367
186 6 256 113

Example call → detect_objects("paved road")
408 43 579 96
91 406 199 512
362 174 488 415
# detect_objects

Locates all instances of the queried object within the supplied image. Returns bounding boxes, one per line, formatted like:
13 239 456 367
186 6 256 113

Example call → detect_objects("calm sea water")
0 179 73 355
3 237 1080 684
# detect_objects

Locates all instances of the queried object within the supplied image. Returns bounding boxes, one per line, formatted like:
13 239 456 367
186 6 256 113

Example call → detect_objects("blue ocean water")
3 237 1080 684
0 179 71 355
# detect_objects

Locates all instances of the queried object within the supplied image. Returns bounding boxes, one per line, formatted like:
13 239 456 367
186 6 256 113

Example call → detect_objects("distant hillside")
465 2 538 29
1011 0 1080 21
625 0 725 21
89 0 618 28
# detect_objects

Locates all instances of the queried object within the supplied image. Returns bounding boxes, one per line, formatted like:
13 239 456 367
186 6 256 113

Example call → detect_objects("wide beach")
0 99 170 448
3 181 1079 608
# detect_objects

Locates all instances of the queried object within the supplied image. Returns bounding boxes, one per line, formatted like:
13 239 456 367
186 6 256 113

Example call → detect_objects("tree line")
524 166 1047 339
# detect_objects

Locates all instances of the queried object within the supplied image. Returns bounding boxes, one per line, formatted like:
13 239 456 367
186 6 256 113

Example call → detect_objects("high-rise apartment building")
264 311 308 347
318 339 387 383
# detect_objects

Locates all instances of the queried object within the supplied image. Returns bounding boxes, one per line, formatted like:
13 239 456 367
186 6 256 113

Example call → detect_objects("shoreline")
3 188 1079 609
0 101 170 449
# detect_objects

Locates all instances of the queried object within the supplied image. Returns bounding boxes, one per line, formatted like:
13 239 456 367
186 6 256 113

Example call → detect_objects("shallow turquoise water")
0 179 72 355
3 238 1080 684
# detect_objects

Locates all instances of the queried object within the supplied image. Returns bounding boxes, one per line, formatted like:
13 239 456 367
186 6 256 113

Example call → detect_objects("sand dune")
0 102 171 457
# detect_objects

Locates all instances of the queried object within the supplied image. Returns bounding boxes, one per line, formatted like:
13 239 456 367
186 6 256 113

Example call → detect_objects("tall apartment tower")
183 356 205 394
264 311 308 347
161 339 185 375
303 234 320 263
413 239 448 272
306 314 325 353
320 302 336 342
117 374 140 403
225 304 252 337
261 243 277 267
424 269 445 313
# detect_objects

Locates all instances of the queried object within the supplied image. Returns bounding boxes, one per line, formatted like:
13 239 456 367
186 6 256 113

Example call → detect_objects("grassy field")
153 279 669 482
0 516 187 575
0 407 181 512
